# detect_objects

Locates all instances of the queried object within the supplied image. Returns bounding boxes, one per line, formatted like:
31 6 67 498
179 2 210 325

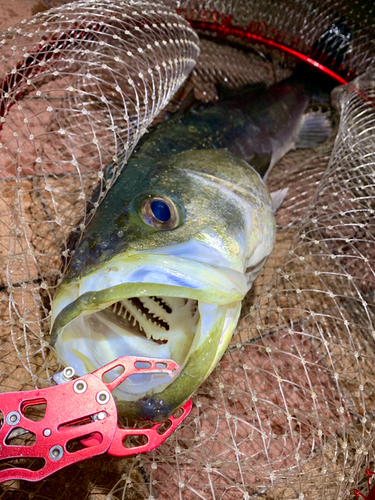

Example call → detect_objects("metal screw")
62 367 75 381
96 390 110 405
49 445 64 461
73 379 87 394
43 429 51 437
6 411 21 426
93 411 107 421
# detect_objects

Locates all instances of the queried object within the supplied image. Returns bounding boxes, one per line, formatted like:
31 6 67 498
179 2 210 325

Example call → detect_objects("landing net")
1 1 375 498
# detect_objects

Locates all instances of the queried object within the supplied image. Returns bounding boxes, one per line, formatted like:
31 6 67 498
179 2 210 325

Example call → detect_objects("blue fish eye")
140 195 180 230
151 199 171 222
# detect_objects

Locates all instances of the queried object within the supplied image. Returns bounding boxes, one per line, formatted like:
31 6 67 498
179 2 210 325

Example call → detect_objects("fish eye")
140 196 180 230
151 199 171 222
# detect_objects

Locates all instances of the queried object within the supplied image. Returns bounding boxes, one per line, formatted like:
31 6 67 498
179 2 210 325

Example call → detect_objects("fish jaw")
50 252 247 421
117 300 241 422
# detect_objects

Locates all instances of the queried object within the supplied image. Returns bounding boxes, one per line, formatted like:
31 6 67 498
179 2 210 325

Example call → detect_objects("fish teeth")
110 297 175 337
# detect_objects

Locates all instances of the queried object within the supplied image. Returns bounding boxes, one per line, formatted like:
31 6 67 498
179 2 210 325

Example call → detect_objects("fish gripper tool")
0 356 191 483
354 469 375 499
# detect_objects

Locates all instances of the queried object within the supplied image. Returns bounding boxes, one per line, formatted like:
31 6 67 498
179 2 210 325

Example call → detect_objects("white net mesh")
1 0 375 499
0 0 199 384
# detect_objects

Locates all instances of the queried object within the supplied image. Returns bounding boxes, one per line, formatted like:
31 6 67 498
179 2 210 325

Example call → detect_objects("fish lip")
50 253 248 344
50 280 243 347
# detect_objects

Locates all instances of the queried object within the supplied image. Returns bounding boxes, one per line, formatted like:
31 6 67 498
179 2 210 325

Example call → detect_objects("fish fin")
270 187 289 212
247 153 272 178
295 111 332 149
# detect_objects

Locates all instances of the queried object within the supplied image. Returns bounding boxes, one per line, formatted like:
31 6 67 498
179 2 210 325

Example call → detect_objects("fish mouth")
50 253 246 421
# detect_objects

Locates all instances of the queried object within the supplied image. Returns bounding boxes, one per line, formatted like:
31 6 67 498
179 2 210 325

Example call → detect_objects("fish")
49 65 335 422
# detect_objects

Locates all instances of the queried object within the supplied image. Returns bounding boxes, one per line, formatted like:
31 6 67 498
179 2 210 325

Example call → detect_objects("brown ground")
0 0 72 31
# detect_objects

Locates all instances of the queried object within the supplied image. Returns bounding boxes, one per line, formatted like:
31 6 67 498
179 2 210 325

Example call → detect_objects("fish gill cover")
0 0 375 499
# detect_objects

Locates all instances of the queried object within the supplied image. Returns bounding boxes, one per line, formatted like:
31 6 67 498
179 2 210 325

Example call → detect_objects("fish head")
50 149 276 421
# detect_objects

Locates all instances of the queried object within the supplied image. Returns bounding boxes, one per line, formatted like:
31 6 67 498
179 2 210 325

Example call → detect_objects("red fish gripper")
354 469 375 500
0 356 192 483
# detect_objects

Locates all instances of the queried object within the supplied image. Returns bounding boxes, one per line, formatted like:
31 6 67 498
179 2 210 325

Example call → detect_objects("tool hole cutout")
21 399 47 422
122 434 148 448
58 415 96 430
135 361 152 369
5 427 37 446
157 420 172 435
173 408 184 418
156 361 168 369
66 432 103 453
0 457 45 473
102 364 125 384
0 411 3 430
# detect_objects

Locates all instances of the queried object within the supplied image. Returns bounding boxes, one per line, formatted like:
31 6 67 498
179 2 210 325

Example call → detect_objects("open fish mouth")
99 295 199 350
50 253 247 418
60 294 201 395
105 295 198 344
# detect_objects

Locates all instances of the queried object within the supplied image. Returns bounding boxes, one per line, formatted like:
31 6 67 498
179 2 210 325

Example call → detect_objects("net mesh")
1 0 375 499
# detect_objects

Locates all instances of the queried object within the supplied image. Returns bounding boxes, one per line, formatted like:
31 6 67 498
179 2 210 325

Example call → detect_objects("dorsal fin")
296 110 333 148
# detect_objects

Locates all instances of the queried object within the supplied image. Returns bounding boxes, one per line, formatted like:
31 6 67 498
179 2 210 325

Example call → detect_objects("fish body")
50 73 328 422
